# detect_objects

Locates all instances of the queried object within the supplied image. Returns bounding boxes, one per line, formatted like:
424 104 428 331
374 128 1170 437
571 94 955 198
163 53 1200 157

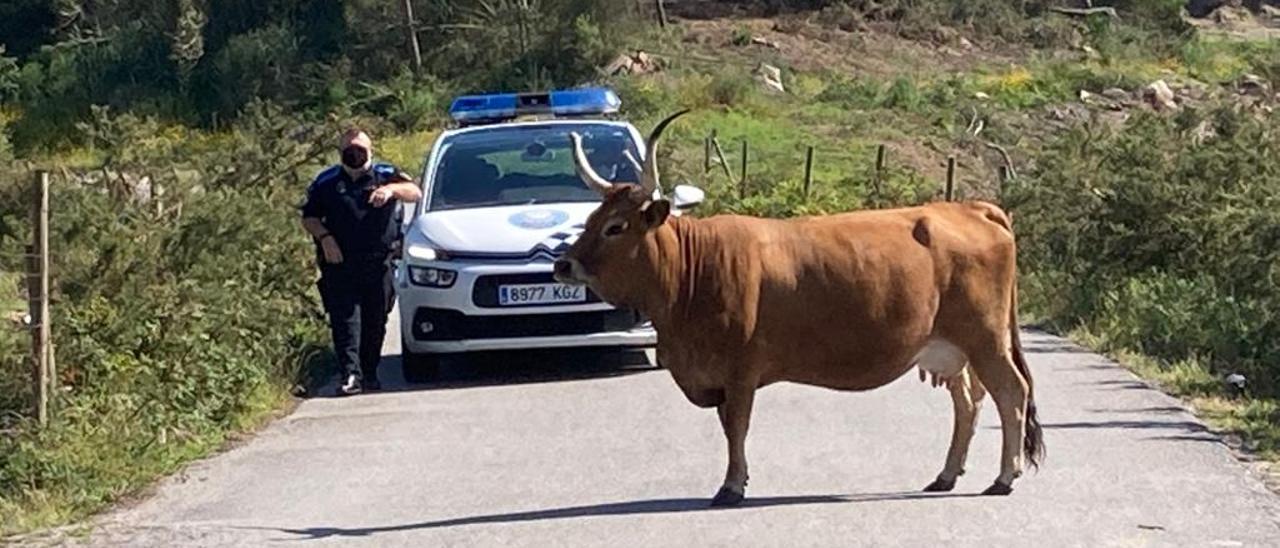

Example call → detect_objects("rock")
754 63 785 94
1079 89 1106 106
1081 45 1101 60
1237 73 1269 95
958 37 975 50
1143 80 1178 111
1213 5 1252 25
1225 373 1247 397
931 26 960 45
1264 5 1280 19
1102 88 1130 100
1187 119 1218 144
602 51 661 76
750 36 781 49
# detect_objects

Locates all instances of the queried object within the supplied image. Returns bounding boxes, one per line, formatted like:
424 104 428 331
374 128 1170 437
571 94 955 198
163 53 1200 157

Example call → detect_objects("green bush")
1008 104 1280 396
0 104 332 534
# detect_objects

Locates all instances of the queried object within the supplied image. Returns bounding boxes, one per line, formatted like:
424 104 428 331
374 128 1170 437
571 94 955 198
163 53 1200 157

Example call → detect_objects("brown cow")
553 111 1044 507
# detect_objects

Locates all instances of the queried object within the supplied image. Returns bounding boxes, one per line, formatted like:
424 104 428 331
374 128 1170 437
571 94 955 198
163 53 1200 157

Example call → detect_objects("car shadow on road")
381 348 657 395
248 491 984 540
301 348 657 398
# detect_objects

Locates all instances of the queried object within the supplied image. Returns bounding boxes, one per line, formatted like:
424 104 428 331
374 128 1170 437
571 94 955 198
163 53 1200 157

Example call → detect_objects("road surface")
18 307 1280 547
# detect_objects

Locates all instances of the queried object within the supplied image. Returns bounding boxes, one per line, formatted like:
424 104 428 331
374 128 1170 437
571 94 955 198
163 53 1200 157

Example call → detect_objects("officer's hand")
320 236 344 264
369 186 394 208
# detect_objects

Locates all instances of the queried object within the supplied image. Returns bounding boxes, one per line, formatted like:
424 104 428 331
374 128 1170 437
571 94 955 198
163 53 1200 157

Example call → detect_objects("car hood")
406 202 602 257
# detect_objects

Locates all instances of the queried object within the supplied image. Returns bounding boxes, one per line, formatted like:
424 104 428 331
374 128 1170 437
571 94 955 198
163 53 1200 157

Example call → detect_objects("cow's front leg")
712 383 755 507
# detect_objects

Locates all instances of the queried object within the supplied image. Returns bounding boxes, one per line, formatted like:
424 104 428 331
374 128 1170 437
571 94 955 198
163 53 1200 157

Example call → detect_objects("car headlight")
406 245 449 261
408 266 458 288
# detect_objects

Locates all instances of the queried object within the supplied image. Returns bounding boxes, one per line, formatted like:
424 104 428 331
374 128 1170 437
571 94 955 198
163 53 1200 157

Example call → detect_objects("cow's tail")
1006 230 1045 471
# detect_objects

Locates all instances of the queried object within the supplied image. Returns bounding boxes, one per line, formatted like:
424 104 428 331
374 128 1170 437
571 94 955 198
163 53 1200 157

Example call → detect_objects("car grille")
472 272 604 308
410 307 646 341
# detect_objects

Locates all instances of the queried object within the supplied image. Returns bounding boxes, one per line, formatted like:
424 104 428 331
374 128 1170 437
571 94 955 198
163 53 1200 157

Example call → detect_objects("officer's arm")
301 217 329 240
299 179 331 240
382 181 422 203
375 164 423 203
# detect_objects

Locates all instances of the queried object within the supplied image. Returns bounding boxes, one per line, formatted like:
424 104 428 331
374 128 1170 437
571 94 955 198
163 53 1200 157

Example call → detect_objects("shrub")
0 103 334 534
1007 104 1280 395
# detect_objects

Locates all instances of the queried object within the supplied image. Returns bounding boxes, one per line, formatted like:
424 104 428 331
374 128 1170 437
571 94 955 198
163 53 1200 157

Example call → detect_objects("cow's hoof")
923 477 956 492
981 481 1013 496
710 486 745 507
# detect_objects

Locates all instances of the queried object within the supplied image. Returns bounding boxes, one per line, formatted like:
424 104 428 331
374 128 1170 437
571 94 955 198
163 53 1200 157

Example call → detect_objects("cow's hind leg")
968 350 1029 495
924 366 987 492
712 382 755 507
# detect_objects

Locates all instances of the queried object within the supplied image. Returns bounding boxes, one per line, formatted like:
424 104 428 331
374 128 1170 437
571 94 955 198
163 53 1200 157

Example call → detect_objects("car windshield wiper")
436 200 512 210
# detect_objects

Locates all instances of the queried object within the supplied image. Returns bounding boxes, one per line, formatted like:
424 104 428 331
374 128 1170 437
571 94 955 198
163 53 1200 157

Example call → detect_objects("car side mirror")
672 184 705 210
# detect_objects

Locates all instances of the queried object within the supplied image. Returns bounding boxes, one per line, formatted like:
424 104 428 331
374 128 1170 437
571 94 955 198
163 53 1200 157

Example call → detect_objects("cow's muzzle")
553 259 585 285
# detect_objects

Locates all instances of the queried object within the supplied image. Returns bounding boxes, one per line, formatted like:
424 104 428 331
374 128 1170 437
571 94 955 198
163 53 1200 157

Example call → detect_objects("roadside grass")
0 382 290 536
1066 327 1280 464
377 129 439 177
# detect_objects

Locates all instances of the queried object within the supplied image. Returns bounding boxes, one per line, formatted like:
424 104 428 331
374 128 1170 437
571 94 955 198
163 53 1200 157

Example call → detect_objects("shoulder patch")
373 162 412 183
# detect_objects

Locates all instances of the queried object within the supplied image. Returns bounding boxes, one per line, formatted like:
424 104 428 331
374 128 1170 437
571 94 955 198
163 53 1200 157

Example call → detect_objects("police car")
395 87 704 382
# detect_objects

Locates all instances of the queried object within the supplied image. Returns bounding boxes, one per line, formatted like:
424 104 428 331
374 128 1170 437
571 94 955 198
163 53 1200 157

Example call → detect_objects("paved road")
21 307 1280 547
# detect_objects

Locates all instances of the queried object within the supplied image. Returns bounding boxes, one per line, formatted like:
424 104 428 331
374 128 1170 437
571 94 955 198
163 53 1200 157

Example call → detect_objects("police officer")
301 128 422 395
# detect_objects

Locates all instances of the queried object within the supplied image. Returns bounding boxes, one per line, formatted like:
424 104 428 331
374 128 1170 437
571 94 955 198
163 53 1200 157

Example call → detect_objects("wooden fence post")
704 134 712 174
739 140 749 199
654 0 668 28
28 171 50 425
945 156 956 202
874 144 885 199
711 135 733 180
803 146 815 199
399 0 423 73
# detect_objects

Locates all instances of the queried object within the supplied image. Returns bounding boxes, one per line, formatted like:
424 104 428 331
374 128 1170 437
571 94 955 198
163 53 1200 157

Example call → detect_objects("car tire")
402 346 441 384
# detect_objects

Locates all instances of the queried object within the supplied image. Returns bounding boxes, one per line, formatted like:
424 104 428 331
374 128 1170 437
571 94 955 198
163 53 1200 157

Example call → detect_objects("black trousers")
317 259 394 381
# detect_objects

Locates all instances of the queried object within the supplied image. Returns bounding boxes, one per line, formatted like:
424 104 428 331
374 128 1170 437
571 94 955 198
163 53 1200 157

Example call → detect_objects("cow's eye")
604 222 627 237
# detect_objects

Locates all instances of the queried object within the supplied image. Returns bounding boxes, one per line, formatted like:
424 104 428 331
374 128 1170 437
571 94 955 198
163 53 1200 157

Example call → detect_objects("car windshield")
427 123 642 211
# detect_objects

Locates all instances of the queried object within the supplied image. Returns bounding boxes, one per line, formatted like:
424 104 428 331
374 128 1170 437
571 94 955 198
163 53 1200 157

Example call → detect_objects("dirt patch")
671 15 1025 79
1185 4 1280 40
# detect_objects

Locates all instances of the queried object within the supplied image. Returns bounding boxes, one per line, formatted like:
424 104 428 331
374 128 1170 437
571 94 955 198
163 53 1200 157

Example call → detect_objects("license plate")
498 283 586 306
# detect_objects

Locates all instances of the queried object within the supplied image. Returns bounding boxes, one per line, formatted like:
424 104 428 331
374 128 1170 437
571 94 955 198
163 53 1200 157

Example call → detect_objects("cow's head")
553 110 689 305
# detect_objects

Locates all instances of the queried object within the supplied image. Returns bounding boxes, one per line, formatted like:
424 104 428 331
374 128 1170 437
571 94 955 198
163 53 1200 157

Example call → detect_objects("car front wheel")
401 345 441 384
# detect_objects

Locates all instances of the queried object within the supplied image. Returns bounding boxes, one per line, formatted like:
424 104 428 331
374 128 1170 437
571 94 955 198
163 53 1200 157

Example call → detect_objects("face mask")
341 146 370 171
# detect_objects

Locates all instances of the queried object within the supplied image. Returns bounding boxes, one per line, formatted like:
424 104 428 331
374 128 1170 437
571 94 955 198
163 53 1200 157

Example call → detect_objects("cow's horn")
640 109 691 195
621 149 643 178
568 131 614 195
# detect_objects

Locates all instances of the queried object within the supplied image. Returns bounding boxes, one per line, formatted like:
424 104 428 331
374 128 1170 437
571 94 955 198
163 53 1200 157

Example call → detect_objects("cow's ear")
643 199 671 228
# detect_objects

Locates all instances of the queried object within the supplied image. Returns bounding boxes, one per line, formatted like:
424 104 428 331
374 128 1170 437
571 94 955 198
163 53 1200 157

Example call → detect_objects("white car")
395 88 704 382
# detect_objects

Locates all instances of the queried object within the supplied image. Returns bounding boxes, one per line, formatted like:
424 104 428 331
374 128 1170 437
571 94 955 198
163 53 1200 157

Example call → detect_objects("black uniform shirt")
300 162 413 265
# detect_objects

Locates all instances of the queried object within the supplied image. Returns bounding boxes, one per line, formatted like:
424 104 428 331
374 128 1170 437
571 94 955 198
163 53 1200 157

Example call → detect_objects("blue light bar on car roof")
448 87 621 125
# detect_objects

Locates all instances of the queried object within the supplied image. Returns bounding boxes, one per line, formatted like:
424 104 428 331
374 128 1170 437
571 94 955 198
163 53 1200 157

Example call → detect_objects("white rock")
754 63 785 94
1144 80 1177 111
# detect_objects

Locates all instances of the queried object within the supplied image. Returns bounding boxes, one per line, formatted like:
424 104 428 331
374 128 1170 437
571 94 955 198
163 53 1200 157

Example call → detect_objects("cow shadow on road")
251 491 983 540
